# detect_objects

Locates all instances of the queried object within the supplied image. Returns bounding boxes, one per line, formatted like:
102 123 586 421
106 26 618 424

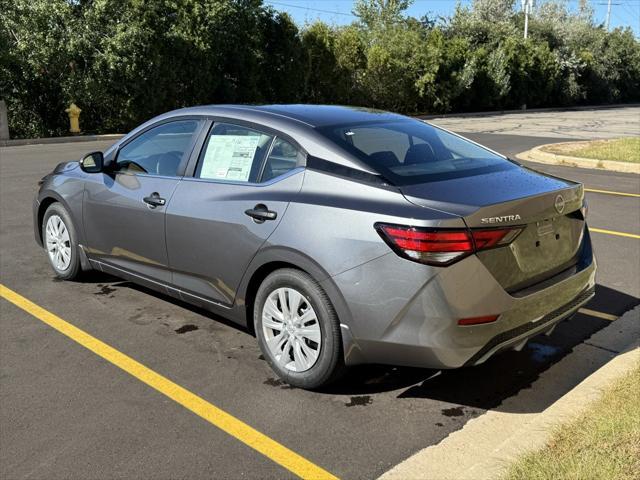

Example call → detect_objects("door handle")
143 192 166 208
245 204 277 223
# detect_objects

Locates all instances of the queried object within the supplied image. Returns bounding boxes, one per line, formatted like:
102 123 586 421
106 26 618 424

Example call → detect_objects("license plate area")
534 217 563 248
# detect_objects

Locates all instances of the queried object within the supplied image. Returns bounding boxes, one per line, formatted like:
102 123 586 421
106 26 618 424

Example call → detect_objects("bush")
0 0 638 138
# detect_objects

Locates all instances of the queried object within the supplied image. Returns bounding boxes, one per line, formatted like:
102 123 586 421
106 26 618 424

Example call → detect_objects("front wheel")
42 203 82 280
254 268 345 389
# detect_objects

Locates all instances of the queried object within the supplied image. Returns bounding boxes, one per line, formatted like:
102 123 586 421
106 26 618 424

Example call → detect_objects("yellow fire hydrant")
65 103 82 134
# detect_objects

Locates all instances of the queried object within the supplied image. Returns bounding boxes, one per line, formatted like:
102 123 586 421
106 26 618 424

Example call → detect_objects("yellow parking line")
578 308 618 322
585 188 640 198
0 284 338 480
590 227 640 239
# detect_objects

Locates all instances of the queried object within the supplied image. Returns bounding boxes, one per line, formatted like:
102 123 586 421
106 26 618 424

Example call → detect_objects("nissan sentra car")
34 105 596 388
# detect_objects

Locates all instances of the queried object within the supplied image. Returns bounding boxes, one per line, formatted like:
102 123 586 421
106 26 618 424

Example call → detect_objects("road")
1 131 638 479
429 106 640 139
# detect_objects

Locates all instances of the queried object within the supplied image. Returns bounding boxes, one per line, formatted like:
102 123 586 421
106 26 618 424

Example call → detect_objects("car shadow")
91 276 637 413
74 270 121 284
97 279 254 335
322 284 637 413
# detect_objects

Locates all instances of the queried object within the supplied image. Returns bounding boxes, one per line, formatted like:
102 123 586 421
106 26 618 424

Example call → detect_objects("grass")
542 137 640 163
503 363 640 480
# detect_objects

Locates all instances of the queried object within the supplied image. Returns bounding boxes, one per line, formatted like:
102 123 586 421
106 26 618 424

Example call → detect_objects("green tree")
301 22 359 104
0 0 77 137
1 0 305 137
352 0 411 30
1 0 638 138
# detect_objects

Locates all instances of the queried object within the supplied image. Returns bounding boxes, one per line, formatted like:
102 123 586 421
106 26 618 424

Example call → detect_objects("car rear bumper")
327 227 596 368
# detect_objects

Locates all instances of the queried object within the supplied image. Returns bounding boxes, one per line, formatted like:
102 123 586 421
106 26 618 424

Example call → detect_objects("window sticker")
200 135 260 181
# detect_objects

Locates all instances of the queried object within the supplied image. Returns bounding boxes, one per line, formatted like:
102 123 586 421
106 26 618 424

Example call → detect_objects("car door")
83 118 203 284
165 122 305 307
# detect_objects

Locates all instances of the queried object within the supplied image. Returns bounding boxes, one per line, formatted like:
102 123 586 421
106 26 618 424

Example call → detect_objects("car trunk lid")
400 166 586 292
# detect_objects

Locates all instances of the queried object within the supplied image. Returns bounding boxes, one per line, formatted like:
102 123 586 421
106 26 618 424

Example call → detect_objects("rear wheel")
42 203 82 280
254 268 344 389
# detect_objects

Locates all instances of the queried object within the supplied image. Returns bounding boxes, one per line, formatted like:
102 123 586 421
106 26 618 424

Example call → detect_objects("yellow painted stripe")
0 284 338 480
578 308 618 322
590 227 640 239
585 188 640 198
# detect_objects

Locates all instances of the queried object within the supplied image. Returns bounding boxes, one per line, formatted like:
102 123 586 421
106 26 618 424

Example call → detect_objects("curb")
0 134 123 147
379 305 640 480
516 143 640 174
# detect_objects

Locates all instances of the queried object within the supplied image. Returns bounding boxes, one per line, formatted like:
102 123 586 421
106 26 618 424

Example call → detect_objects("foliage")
0 0 639 138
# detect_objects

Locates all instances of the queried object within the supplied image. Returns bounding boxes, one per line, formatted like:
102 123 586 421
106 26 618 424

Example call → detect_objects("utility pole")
522 0 534 39
605 0 612 30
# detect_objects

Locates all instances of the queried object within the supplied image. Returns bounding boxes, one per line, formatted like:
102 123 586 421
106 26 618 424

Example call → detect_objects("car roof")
243 104 407 127
167 104 408 129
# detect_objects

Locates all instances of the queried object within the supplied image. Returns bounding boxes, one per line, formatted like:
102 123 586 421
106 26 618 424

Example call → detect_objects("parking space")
1 133 638 479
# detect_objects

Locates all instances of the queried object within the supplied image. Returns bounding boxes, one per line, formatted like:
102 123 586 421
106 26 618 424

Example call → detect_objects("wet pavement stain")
95 284 116 296
264 377 285 387
527 342 562 363
346 396 372 407
263 377 295 389
175 324 199 334
441 406 465 417
128 311 153 326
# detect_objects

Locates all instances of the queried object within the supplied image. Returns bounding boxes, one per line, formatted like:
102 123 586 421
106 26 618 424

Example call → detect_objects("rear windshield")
317 120 517 185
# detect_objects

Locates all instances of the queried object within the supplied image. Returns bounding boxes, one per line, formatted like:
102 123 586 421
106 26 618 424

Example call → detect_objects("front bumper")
327 228 596 368
33 196 42 247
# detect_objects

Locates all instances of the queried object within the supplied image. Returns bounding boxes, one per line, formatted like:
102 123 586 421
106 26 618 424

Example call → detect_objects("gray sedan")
34 105 596 388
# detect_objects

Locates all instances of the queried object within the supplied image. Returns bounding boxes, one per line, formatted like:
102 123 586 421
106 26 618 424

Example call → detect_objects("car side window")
261 137 304 182
116 120 200 177
196 123 273 183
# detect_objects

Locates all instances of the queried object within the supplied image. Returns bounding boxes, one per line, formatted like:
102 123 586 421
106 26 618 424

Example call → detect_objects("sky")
263 0 640 35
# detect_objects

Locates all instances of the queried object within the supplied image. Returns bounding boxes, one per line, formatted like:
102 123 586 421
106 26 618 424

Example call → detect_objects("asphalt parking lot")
1 127 639 479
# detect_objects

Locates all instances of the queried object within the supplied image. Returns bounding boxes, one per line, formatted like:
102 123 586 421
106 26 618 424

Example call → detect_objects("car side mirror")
80 151 104 173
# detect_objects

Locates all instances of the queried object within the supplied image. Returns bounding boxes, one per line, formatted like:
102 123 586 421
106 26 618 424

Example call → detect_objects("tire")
254 268 345 389
42 203 82 280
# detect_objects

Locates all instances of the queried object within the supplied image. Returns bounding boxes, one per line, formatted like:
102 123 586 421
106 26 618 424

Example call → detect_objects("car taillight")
375 223 522 266
472 228 522 249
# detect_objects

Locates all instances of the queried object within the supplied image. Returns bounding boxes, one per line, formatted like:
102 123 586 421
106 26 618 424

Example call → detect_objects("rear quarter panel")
265 169 467 278
235 169 468 335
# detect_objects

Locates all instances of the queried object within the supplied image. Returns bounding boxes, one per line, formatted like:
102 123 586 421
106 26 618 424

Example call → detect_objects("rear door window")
261 137 304 182
196 123 273 183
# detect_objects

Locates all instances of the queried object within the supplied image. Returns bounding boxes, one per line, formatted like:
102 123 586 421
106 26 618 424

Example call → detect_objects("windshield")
317 120 517 185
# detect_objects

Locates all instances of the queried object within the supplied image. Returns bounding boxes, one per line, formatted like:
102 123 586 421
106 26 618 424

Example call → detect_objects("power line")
620 4 640 17
611 7 637 25
265 1 356 17
265 0 639 31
